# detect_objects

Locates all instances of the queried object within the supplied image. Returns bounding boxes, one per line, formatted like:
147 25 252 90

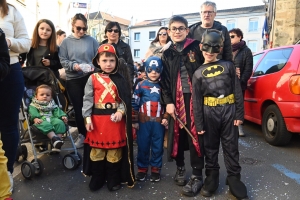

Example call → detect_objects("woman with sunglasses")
59 13 99 149
101 22 135 84
144 27 172 60
229 28 253 137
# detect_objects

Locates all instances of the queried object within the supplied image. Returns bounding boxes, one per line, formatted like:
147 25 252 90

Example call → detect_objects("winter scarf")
232 40 246 52
30 98 57 113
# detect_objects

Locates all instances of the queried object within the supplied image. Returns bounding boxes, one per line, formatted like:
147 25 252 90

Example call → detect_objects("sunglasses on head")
107 29 120 33
75 26 87 31
158 33 167 36
230 35 236 39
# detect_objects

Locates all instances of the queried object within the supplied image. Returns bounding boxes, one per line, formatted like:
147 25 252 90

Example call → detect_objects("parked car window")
253 53 264 69
253 48 293 77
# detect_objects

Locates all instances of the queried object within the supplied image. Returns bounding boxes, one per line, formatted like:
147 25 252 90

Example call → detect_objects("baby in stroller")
28 84 68 151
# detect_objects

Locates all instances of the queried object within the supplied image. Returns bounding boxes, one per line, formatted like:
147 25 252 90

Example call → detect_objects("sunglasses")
107 29 120 33
158 33 167 36
230 35 236 39
75 26 87 31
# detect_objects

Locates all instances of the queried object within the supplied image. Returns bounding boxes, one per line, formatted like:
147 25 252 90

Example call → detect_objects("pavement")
11 122 300 200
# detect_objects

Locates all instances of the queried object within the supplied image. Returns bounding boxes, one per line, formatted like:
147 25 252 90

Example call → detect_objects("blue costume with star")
132 56 166 174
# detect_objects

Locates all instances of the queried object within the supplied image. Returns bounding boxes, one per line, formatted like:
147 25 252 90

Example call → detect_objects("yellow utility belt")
204 94 235 107
94 102 119 109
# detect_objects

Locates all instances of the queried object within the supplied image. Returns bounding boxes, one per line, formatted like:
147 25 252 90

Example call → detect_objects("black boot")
181 175 203 197
200 169 219 197
106 161 122 191
89 160 105 191
174 166 187 186
226 174 248 199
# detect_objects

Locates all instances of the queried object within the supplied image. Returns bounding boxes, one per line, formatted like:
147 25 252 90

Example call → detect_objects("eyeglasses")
158 33 167 36
201 11 215 15
107 29 120 33
170 27 187 33
230 35 236 39
75 26 87 31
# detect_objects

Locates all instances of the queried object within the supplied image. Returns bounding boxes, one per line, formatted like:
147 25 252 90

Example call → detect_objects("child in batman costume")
82 44 135 191
192 29 247 199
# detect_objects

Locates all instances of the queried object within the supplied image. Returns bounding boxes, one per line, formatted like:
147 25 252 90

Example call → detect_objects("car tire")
262 104 292 146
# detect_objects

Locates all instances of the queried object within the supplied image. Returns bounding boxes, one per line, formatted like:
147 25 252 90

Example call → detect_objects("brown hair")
228 28 244 40
31 19 57 53
0 0 15 18
35 84 52 96
151 27 171 45
71 13 87 33
56 29 66 36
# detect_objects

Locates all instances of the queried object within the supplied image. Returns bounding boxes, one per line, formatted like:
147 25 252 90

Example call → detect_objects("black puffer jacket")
233 43 253 91
101 39 134 83
26 47 62 78
188 21 233 61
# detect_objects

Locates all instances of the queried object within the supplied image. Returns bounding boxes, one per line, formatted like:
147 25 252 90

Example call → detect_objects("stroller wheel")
21 145 28 160
21 161 35 179
62 154 78 170
31 159 44 176
70 151 82 167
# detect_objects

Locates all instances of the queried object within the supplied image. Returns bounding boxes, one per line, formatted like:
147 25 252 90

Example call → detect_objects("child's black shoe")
136 172 147 181
51 136 63 151
150 172 160 182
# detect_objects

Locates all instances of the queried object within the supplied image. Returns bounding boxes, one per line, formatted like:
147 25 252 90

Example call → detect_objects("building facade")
129 5 265 62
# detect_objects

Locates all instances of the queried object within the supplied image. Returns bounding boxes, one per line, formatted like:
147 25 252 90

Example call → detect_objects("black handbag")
0 28 11 80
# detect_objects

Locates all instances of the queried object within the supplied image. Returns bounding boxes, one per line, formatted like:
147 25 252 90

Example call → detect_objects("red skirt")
84 115 126 149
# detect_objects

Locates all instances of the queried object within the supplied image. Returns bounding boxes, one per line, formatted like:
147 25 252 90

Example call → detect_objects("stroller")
17 66 81 180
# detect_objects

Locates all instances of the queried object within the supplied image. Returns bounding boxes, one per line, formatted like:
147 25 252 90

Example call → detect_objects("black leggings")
66 75 89 136
175 93 204 175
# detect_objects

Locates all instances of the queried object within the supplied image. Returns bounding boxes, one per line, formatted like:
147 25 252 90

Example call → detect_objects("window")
134 33 140 41
226 20 235 31
248 40 258 53
249 18 258 32
134 49 140 58
253 53 264 68
253 48 293 77
92 28 97 39
149 31 156 40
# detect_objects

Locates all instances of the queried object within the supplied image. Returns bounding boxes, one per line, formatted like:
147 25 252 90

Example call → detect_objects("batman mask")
201 29 223 53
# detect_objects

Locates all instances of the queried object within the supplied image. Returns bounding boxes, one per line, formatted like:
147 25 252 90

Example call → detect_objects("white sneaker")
238 125 245 137
75 133 85 149
8 171 13 192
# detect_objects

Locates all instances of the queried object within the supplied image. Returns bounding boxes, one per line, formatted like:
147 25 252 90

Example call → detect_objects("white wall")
130 10 265 58
216 13 265 53
129 26 160 62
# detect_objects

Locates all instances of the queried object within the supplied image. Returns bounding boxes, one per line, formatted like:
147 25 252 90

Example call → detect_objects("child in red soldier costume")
82 44 135 192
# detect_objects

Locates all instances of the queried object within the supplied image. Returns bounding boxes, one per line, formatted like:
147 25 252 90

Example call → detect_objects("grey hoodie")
59 34 99 80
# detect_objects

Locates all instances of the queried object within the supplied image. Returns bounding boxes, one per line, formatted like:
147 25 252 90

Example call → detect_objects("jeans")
0 63 24 173
66 75 89 136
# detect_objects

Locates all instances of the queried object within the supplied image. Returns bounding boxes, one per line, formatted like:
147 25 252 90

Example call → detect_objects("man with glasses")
188 1 232 61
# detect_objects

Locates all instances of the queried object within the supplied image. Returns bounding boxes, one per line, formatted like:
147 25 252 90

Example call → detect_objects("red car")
244 45 300 146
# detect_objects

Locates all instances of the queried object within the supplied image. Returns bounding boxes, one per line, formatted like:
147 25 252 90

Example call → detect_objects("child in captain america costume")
192 29 247 199
132 56 168 182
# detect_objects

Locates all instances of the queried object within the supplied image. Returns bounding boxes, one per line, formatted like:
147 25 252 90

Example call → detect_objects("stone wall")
271 0 300 47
